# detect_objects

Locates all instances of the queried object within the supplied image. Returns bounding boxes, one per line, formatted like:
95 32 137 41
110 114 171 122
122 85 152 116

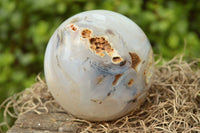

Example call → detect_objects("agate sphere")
44 10 154 121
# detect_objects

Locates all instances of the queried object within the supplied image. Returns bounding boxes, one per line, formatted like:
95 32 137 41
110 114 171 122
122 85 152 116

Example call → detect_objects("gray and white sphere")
44 10 154 121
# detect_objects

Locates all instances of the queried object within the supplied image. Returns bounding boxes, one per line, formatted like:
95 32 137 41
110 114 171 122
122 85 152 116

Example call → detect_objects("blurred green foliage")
0 0 199 131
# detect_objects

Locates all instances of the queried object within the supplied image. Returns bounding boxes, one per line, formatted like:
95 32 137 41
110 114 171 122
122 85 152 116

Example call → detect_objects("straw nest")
1 55 200 132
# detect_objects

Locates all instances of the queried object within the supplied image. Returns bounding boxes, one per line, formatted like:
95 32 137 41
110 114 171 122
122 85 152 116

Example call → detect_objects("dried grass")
1 55 200 132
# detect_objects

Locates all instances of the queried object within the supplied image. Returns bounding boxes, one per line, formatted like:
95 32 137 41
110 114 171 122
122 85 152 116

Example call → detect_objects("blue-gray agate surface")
44 10 154 121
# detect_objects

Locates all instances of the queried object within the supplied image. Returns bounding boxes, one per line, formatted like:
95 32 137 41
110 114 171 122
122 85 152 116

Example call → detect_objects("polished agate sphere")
44 10 154 121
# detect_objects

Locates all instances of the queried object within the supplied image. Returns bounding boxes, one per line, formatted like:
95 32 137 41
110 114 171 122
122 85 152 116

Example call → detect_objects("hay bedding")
1 55 200 133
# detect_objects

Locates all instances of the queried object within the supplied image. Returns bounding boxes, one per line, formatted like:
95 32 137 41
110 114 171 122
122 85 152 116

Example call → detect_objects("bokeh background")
0 0 199 131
